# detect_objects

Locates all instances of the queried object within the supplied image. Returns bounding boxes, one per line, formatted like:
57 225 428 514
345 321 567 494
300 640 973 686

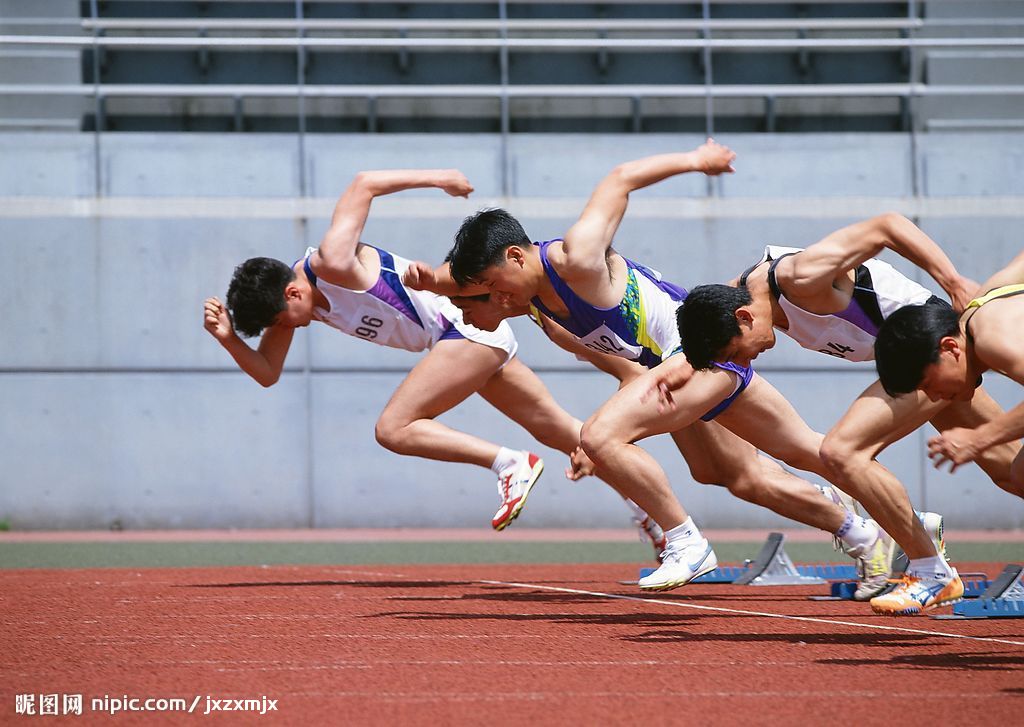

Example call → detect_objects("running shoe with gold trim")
869 569 964 616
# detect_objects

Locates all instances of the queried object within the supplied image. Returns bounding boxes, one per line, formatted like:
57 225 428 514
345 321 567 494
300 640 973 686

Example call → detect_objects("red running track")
2 563 1023 725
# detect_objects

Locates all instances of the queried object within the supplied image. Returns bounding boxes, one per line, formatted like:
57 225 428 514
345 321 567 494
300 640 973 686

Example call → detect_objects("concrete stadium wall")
1 131 1022 530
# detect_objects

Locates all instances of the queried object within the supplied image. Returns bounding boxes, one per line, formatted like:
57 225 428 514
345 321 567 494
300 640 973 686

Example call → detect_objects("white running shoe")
850 525 897 601
633 515 667 564
492 452 544 531
917 511 947 560
638 539 718 592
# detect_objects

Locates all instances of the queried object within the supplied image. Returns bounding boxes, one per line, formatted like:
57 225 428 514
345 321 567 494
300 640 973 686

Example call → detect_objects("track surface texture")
3 562 1023 725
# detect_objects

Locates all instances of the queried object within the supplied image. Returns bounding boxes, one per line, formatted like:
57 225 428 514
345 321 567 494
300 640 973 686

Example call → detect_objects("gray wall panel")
0 134 94 196
1 131 1021 529
0 374 310 529
102 135 302 197
305 135 505 198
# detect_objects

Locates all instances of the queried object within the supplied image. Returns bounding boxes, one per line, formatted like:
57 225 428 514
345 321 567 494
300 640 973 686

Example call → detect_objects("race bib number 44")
580 324 643 359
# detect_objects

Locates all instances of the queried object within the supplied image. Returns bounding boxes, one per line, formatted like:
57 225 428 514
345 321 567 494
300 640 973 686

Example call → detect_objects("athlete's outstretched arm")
403 260 488 298
780 213 976 310
313 169 473 289
203 296 294 387
559 139 735 280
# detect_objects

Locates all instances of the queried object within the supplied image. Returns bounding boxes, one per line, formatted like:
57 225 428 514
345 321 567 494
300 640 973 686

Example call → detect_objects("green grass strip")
1 540 1021 570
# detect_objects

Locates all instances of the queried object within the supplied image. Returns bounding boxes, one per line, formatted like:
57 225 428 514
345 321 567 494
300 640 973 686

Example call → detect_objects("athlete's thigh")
381 339 507 421
670 419 760 484
714 375 825 473
827 378 946 456
477 356 579 432
589 364 740 442
929 386 1021 480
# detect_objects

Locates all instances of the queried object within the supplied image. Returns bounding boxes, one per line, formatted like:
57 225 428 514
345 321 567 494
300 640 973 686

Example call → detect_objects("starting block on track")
637 532 854 586
933 564 1024 620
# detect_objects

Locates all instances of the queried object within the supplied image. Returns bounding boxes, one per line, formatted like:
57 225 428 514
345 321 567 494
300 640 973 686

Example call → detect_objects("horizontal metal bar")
79 18 925 32
5 34 1024 52
5 82 1024 99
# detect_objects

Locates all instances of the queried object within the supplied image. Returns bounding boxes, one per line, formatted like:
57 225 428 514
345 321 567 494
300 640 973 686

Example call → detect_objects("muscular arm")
404 260 489 297
203 297 294 387
559 140 735 282
311 169 472 289
780 213 975 310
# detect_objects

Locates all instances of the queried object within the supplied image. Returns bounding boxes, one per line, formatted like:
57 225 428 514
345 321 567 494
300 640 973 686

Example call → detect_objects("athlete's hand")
566 445 596 481
402 261 437 291
948 275 981 313
203 297 235 343
693 138 736 176
928 426 984 472
437 170 474 198
638 357 695 413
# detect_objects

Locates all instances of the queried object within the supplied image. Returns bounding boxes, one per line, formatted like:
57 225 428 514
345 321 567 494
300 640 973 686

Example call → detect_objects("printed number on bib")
819 342 856 358
580 324 643 359
349 305 398 343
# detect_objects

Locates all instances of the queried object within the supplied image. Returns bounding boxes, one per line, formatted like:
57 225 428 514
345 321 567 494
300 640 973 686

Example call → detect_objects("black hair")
677 284 753 370
874 299 959 396
447 208 531 287
226 257 296 338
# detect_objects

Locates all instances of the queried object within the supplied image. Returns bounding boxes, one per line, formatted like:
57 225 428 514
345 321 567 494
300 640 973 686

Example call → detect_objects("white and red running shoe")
634 515 668 563
492 452 544 531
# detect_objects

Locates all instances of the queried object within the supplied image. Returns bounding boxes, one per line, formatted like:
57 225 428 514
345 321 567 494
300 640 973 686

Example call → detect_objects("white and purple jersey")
743 245 934 362
528 239 753 421
302 246 517 360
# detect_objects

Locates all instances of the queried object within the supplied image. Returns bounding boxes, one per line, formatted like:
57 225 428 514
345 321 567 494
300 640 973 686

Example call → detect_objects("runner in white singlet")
675 213 1020 615
202 168 662 547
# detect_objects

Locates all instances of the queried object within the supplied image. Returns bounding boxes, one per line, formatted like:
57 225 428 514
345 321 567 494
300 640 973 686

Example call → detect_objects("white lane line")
480 580 1024 648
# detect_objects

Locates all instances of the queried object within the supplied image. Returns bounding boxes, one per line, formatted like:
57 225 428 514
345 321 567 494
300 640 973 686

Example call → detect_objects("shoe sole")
493 457 544 532
871 579 965 616
638 558 719 592
871 595 964 616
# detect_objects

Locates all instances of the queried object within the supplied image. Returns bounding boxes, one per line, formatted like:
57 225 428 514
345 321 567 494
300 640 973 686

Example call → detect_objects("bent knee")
580 414 619 463
819 435 866 478
374 415 406 453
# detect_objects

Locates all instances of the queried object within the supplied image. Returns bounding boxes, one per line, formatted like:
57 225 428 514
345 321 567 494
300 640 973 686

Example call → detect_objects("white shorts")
435 302 518 366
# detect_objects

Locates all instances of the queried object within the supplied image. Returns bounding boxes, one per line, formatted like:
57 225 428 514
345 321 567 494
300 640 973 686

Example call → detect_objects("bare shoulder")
971 298 1024 380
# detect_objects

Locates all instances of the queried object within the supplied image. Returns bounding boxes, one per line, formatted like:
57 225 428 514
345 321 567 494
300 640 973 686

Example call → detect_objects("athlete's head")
875 299 973 401
677 283 776 369
448 208 535 305
227 257 315 337
447 293 512 332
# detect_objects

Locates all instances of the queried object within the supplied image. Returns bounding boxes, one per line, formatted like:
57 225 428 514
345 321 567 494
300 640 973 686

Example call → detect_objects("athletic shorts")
435 302 519 367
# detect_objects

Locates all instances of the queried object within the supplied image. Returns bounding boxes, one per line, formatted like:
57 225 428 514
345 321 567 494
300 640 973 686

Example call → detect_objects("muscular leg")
579 364 743 529
820 380 946 559
678 378 847 534
929 387 1023 497
476 357 586 456
374 339 508 467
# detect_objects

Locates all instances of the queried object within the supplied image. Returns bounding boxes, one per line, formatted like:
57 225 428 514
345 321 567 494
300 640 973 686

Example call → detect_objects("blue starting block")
824 572 991 601
934 564 1024 620
637 533 855 586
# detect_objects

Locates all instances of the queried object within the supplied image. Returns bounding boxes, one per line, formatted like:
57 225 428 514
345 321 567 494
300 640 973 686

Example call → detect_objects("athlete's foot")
869 569 964 616
849 525 897 601
492 452 544 531
637 539 717 592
